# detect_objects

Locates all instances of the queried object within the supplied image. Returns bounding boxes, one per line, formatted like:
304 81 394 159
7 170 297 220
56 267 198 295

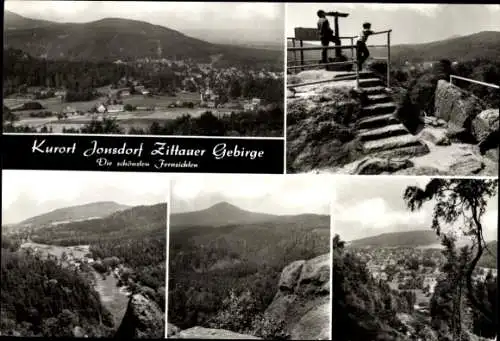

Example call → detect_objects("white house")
107 105 124 113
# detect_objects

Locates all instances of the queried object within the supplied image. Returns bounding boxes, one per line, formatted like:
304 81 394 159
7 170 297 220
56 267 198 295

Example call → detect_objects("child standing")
356 22 374 71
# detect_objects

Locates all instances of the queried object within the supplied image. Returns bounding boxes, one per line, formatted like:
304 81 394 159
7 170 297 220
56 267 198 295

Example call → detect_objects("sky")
287 3 500 45
171 174 331 215
2 170 170 224
4 1 284 44
332 176 499 242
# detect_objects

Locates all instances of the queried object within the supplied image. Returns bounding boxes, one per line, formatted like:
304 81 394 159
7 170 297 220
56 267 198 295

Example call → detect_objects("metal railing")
450 75 500 90
287 29 392 90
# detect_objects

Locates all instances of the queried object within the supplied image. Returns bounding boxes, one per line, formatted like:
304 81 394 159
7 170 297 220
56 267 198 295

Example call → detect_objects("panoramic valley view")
286 4 499 175
167 176 332 339
1 171 168 338
3 2 284 137
332 176 498 341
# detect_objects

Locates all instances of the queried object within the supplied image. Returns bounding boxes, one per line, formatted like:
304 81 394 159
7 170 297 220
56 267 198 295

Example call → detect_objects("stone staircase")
333 71 430 158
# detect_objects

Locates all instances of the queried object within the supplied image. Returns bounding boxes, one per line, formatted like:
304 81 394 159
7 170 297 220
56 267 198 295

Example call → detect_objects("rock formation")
264 253 330 340
115 294 164 339
434 79 487 129
169 326 261 339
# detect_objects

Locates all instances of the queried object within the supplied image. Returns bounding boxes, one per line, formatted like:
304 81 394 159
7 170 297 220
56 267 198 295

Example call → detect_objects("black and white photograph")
167 175 331 339
3 1 284 137
286 3 499 176
1 170 168 338
331 176 498 341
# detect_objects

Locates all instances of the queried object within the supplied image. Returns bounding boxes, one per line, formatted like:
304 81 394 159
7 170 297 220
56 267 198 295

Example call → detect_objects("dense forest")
1 203 167 337
168 217 330 338
1 236 115 337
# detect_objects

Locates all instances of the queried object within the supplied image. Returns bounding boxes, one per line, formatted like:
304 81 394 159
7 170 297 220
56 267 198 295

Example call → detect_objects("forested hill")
348 230 440 247
29 202 167 246
18 201 130 226
3 11 282 67
170 201 329 230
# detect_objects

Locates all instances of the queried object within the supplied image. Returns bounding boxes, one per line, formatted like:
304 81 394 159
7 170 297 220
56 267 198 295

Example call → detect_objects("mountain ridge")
170 201 329 229
3 10 282 65
18 201 131 226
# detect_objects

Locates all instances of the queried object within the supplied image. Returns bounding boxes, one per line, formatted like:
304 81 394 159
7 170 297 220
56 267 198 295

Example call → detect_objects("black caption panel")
2 134 285 174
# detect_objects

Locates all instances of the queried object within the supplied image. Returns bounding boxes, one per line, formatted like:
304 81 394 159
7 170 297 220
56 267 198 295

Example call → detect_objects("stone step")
367 93 392 104
372 144 431 159
359 78 384 88
360 86 386 95
361 102 397 117
357 113 400 130
363 134 425 154
359 123 409 142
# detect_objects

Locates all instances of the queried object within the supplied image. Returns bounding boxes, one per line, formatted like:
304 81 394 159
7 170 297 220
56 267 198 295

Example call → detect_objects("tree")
403 178 498 325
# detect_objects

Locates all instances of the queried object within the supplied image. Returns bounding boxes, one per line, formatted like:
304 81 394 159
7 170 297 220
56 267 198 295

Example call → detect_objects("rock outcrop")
264 253 330 340
115 294 164 339
169 326 261 339
472 108 499 153
434 80 486 130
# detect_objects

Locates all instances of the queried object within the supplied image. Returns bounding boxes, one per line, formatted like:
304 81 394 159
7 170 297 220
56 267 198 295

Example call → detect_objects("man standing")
317 10 340 64
356 22 374 71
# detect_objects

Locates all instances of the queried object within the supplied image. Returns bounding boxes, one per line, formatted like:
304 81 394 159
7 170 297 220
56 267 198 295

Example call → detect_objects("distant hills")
287 31 500 64
347 230 440 248
169 201 330 230
28 202 167 245
3 10 282 66
18 201 130 226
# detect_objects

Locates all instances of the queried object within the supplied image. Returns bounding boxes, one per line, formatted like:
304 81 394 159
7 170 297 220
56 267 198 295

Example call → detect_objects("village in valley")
3 56 283 134
349 246 498 317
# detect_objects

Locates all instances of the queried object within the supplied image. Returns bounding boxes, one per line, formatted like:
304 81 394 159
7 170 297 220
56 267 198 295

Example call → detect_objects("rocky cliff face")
168 253 331 340
264 253 331 340
115 294 165 339
434 79 487 130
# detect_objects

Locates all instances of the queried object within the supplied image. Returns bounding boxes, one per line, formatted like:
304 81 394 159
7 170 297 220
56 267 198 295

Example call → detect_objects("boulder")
418 127 450 146
472 109 499 152
434 80 486 129
115 294 164 339
351 157 413 175
167 323 181 337
72 326 85 338
264 254 330 340
171 326 261 339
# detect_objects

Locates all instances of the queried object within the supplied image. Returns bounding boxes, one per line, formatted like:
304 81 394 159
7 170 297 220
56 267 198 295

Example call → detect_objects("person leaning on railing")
356 22 374 71
317 10 341 64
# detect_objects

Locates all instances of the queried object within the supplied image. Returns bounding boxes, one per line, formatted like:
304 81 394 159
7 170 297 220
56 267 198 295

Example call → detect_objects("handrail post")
387 31 391 88
300 40 304 71
350 37 354 59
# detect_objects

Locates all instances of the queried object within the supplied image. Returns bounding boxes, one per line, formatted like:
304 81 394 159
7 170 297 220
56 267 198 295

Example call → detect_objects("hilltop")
18 201 130 226
28 202 167 245
3 11 282 66
348 230 442 248
170 201 329 230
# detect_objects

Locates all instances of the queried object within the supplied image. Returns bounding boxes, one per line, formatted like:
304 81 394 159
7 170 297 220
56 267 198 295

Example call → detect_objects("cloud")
2 170 170 224
171 174 332 215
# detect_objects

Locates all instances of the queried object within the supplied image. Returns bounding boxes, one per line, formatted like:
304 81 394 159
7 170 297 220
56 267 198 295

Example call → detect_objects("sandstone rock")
418 127 450 146
290 303 330 340
171 326 261 339
72 326 85 338
485 148 499 162
472 109 499 142
264 254 330 340
278 260 305 292
351 157 413 175
167 323 181 337
434 80 486 129
115 294 164 339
